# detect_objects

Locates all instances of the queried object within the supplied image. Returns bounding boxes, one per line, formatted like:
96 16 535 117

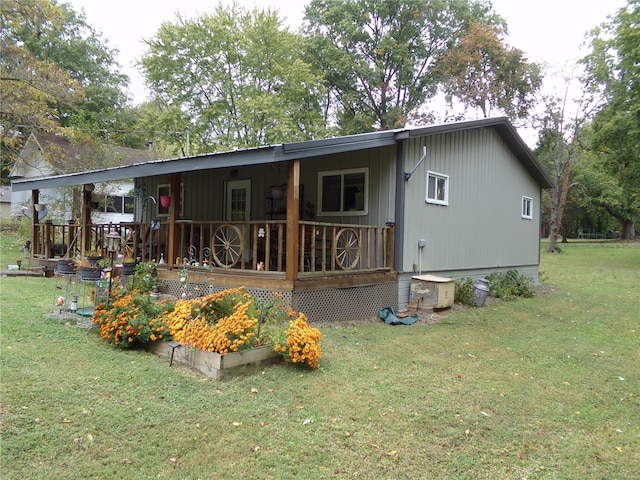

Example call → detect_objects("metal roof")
11 117 551 192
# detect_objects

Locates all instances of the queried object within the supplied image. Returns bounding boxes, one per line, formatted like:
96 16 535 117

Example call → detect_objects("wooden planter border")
149 342 280 380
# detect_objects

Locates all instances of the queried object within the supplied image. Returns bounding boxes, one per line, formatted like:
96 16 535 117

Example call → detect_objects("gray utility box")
409 274 455 309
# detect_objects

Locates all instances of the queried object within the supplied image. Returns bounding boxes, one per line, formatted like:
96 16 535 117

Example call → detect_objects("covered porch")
17 148 400 321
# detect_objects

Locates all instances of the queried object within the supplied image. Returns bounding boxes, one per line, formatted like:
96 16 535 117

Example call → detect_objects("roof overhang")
406 117 552 188
11 118 551 192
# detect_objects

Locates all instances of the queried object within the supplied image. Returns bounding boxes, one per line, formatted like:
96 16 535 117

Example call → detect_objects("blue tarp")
378 306 418 325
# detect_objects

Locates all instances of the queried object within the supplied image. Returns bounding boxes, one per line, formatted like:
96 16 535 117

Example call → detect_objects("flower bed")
91 268 322 377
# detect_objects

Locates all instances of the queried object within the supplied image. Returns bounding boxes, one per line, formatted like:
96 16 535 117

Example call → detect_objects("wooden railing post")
81 186 92 255
385 224 394 270
167 173 181 266
285 160 300 281
31 190 39 256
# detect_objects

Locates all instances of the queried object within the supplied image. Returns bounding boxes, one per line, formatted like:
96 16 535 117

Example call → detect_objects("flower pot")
122 263 136 276
86 255 102 267
79 266 102 281
34 204 45 212
160 195 171 207
57 259 76 275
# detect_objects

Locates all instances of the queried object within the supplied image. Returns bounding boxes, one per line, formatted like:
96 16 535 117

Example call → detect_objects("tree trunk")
547 186 560 253
621 219 636 240
547 160 572 253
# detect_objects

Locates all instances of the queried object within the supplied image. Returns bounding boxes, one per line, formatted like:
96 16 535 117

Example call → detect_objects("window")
522 196 533 219
95 194 132 213
156 183 184 217
318 168 368 215
426 171 448 205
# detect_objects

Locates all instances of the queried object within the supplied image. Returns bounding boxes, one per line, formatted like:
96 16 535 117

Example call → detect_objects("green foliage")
141 4 329 151
190 289 256 325
454 278 476 306
486 270 535 300
92 291 174 348
0 0 133 184
580 0 640 239
126 262 163 294
0 0 81 182
304 0 503 131
436 21 541 120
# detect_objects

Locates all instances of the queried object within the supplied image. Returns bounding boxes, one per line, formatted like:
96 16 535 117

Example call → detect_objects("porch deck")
29 220 397 322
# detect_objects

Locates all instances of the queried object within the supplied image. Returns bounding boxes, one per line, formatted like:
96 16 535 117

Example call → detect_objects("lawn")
1 229 639 479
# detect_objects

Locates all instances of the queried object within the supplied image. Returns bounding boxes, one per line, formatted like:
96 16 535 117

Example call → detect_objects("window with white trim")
318 168 368 215
426 171 449 205
522 196 533 219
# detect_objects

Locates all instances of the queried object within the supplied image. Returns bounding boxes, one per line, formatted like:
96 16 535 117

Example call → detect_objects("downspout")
393 140 406 273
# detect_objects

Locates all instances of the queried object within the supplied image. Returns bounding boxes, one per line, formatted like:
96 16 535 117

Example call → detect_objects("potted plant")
122 256 137 275
76 255 102 281
84 250 103 267
57 258 77 275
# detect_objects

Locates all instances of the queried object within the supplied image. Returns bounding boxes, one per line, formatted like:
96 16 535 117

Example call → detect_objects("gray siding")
398 128 541 304
137 146 397 227
299 146 396 226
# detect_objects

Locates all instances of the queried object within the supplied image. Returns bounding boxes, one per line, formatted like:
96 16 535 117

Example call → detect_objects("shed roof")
11 117 552 192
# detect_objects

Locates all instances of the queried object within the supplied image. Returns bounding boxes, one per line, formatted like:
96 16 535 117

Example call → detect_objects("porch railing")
32 220 394 275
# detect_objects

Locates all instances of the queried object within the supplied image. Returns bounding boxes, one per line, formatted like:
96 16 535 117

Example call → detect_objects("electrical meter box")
409 274 455 309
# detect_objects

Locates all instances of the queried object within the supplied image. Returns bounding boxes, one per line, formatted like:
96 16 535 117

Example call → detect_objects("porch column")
80 186 92 255
285 160 300 281
31 190 39 256
167 173 181 266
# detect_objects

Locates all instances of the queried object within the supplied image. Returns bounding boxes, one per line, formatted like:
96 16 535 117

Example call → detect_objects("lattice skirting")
161 279 397 324
292 283 398 324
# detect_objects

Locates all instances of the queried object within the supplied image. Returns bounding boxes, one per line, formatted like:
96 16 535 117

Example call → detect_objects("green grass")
2 228 639 479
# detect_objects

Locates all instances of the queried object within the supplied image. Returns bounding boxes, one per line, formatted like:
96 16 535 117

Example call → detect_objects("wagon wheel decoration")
121 228 137 259
334 227 360 270
212 224 243 268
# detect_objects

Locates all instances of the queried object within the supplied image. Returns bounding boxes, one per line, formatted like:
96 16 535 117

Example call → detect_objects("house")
9 133 161 223
0 186 11 219
11 117 552 322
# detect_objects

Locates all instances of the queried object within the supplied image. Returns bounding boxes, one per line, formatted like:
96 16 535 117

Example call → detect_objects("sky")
66 0 627 145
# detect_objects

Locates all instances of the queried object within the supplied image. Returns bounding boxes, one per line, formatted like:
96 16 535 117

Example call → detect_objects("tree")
0 0 83 182
17 1 129 131
436 21 541 120
580 0 639 239
1 0 135 183
534 85 591 253
141 5 329 151
303 0 501 132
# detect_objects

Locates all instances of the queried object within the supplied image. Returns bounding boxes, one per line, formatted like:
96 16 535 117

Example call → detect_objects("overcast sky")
66 0 626 144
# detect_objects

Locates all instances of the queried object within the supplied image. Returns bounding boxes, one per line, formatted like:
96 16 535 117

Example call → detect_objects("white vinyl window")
522 196 533 219
426 171 449 205
318 168 368 215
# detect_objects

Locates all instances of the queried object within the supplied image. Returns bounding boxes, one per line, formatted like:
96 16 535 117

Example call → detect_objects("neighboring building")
0 186 11 219
9 133 160 223
11 118 552 321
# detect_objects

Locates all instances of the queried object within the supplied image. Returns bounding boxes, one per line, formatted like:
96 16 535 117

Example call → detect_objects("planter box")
149 342 280 380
